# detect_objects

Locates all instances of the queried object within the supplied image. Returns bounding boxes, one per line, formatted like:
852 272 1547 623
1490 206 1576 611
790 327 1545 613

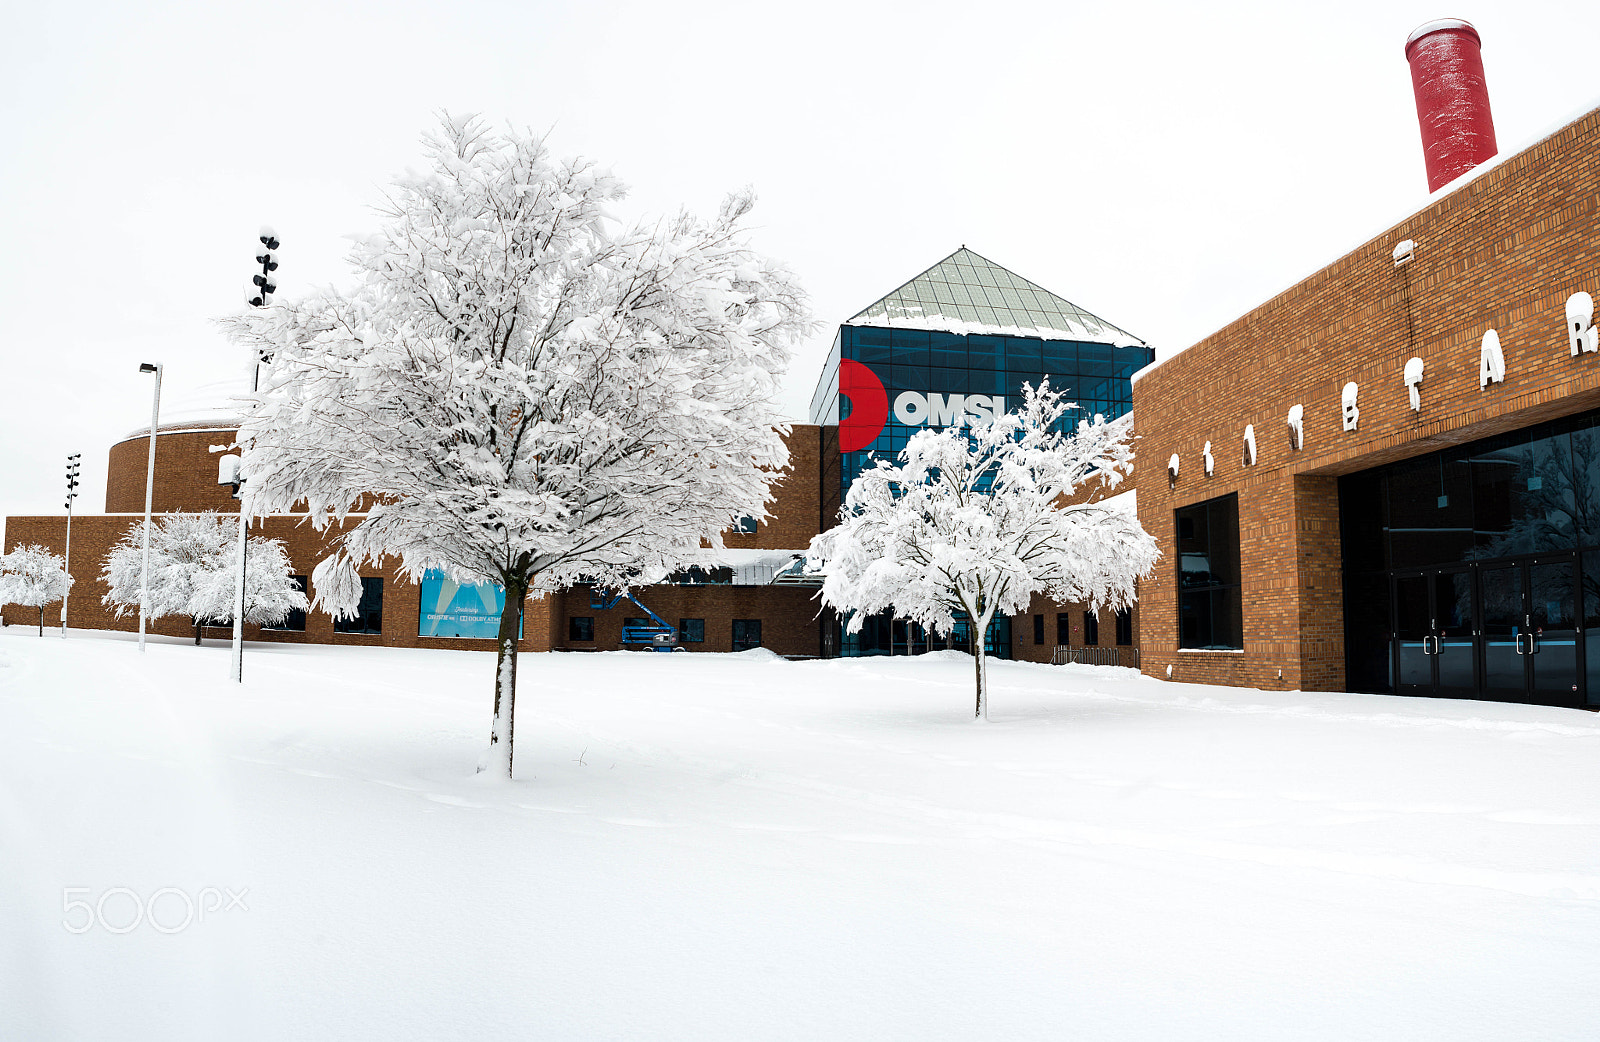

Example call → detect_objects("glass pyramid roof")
847 247 1144 346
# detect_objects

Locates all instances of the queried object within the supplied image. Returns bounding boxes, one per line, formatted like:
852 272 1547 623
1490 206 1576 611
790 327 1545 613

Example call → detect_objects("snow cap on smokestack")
1405 18 1498 193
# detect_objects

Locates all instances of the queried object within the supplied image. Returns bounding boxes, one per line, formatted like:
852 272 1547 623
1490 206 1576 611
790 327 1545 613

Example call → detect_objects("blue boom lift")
590 589 681 651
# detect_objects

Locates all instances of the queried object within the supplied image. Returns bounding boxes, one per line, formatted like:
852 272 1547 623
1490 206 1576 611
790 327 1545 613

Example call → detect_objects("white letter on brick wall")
1243 425 1257 466
1203 441 1214 476
1404 357 1425 411
1287 404 1304 450
1341 382 1360 432
1569 292 1598 356
1480 329 1505 388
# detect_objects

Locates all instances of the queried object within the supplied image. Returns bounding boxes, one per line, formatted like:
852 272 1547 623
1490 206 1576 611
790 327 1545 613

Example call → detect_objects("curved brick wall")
105 425 247 514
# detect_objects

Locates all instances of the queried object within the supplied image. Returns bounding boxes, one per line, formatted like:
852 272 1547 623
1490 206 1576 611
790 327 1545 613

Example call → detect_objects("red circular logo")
838 360 888 452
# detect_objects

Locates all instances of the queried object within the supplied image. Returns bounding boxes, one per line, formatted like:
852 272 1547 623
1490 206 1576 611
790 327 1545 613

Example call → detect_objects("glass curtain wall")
808 323 1148 660
810 325 1153 505
1340 408 1600 705
836 610 1012 659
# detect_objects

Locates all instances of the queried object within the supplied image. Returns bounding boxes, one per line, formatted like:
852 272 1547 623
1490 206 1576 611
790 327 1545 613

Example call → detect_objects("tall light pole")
231 225 279 682
138 363 163 653
60 453 80 637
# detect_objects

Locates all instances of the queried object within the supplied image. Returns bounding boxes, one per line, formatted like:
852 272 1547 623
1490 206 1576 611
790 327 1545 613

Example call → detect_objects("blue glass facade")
809 324 1154 514
808 323 1153 659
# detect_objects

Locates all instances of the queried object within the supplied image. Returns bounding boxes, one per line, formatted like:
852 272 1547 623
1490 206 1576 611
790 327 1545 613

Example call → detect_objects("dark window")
1033 613 1044 645
734 516 758 535
732 619 762 651
1176 494 1243 650
1083 610 1099 646
569 616 594 642
1056 612 1071 645
1115 608 1133 646
264 575 307 631
679 618 705 643
333 577 383 634
623 617 648 631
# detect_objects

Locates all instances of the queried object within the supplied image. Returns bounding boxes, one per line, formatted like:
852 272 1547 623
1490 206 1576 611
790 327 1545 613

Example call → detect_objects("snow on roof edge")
1092 488 1137 514
116 418 245 444
849 313 1146 348
1135 94 1600 386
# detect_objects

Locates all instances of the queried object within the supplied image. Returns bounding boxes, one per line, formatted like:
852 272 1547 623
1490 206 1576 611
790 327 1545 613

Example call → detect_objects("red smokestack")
1405 18 1498 193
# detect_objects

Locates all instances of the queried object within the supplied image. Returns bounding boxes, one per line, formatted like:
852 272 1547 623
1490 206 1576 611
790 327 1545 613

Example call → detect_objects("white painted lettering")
893 391 928 426
927 393 966 426
1569 292 1597 356
1480 329 1505 388
1404 357 1424 411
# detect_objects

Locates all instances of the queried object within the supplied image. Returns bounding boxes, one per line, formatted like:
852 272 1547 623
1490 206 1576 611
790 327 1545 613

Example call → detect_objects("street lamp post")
137 363 163 653
60 453 80 637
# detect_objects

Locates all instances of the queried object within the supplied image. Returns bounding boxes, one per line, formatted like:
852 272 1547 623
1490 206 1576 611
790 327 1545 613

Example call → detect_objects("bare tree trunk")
485 570 528 779
973 634 988 720
38 606 43 637
194 617 203 646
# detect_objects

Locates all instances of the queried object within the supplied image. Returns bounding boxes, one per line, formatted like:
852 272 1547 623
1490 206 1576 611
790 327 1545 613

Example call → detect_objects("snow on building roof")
1090 488 1136 515
1135 95 1600 385
846 247 1146 347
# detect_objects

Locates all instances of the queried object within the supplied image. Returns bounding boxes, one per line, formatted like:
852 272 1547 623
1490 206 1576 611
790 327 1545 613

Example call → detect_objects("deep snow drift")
3 629 1600 1040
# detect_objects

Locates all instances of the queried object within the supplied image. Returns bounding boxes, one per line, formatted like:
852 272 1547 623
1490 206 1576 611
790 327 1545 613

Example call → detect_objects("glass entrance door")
1432 568 1477 698
1467 556 1580 706
1393 574 1433 697
1529 556 1580 705
1392 568 1477 698
1479 561 1527 703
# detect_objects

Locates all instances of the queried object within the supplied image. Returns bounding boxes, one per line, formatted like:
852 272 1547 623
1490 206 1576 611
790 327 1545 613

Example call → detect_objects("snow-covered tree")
101 513 308 643
0 545 72 636
222 115 810 778
806 381 1159 720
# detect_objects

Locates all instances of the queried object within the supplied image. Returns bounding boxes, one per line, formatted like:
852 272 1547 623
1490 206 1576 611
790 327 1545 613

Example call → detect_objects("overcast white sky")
2 1 1596 519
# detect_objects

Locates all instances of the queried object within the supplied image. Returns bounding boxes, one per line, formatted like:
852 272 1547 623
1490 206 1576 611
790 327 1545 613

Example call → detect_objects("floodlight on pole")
137 363 162 653
60 453 81 637
229 225 280 682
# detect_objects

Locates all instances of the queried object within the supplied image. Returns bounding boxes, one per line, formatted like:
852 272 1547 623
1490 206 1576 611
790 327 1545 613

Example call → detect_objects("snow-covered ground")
4 629 1600 1041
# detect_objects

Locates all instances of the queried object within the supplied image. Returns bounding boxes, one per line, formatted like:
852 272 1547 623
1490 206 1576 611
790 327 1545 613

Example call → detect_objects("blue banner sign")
417 569 522 639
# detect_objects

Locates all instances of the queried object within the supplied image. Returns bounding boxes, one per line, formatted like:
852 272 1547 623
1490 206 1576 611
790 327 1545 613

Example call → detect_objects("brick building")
3 250 1145 663
1133 99 1600 707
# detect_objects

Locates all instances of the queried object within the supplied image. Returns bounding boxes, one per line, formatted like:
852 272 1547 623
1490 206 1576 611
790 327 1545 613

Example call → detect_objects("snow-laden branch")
220 115 813 777
806 381 1159 720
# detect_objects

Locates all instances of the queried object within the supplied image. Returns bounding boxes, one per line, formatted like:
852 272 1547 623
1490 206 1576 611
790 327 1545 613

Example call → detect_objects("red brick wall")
719 424 823 549
1134 104 1600 690
551 584 826 657
1009 594 1141 665
9 425 829 657
105 426 247 514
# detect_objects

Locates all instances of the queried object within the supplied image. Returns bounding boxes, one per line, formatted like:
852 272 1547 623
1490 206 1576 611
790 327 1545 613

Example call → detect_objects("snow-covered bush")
223 115 811 778
0 545 72 635
806 381 1159 720
100 512 307 642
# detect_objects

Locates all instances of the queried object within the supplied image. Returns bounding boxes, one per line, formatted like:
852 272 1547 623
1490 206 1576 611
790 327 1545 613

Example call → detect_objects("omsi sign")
893 392 1007 428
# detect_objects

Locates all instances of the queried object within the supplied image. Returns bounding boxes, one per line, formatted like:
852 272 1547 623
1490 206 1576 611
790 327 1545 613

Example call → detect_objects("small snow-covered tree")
0 545 72 636
222 115 810 778
807 381 1159 720
101 513 308 642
